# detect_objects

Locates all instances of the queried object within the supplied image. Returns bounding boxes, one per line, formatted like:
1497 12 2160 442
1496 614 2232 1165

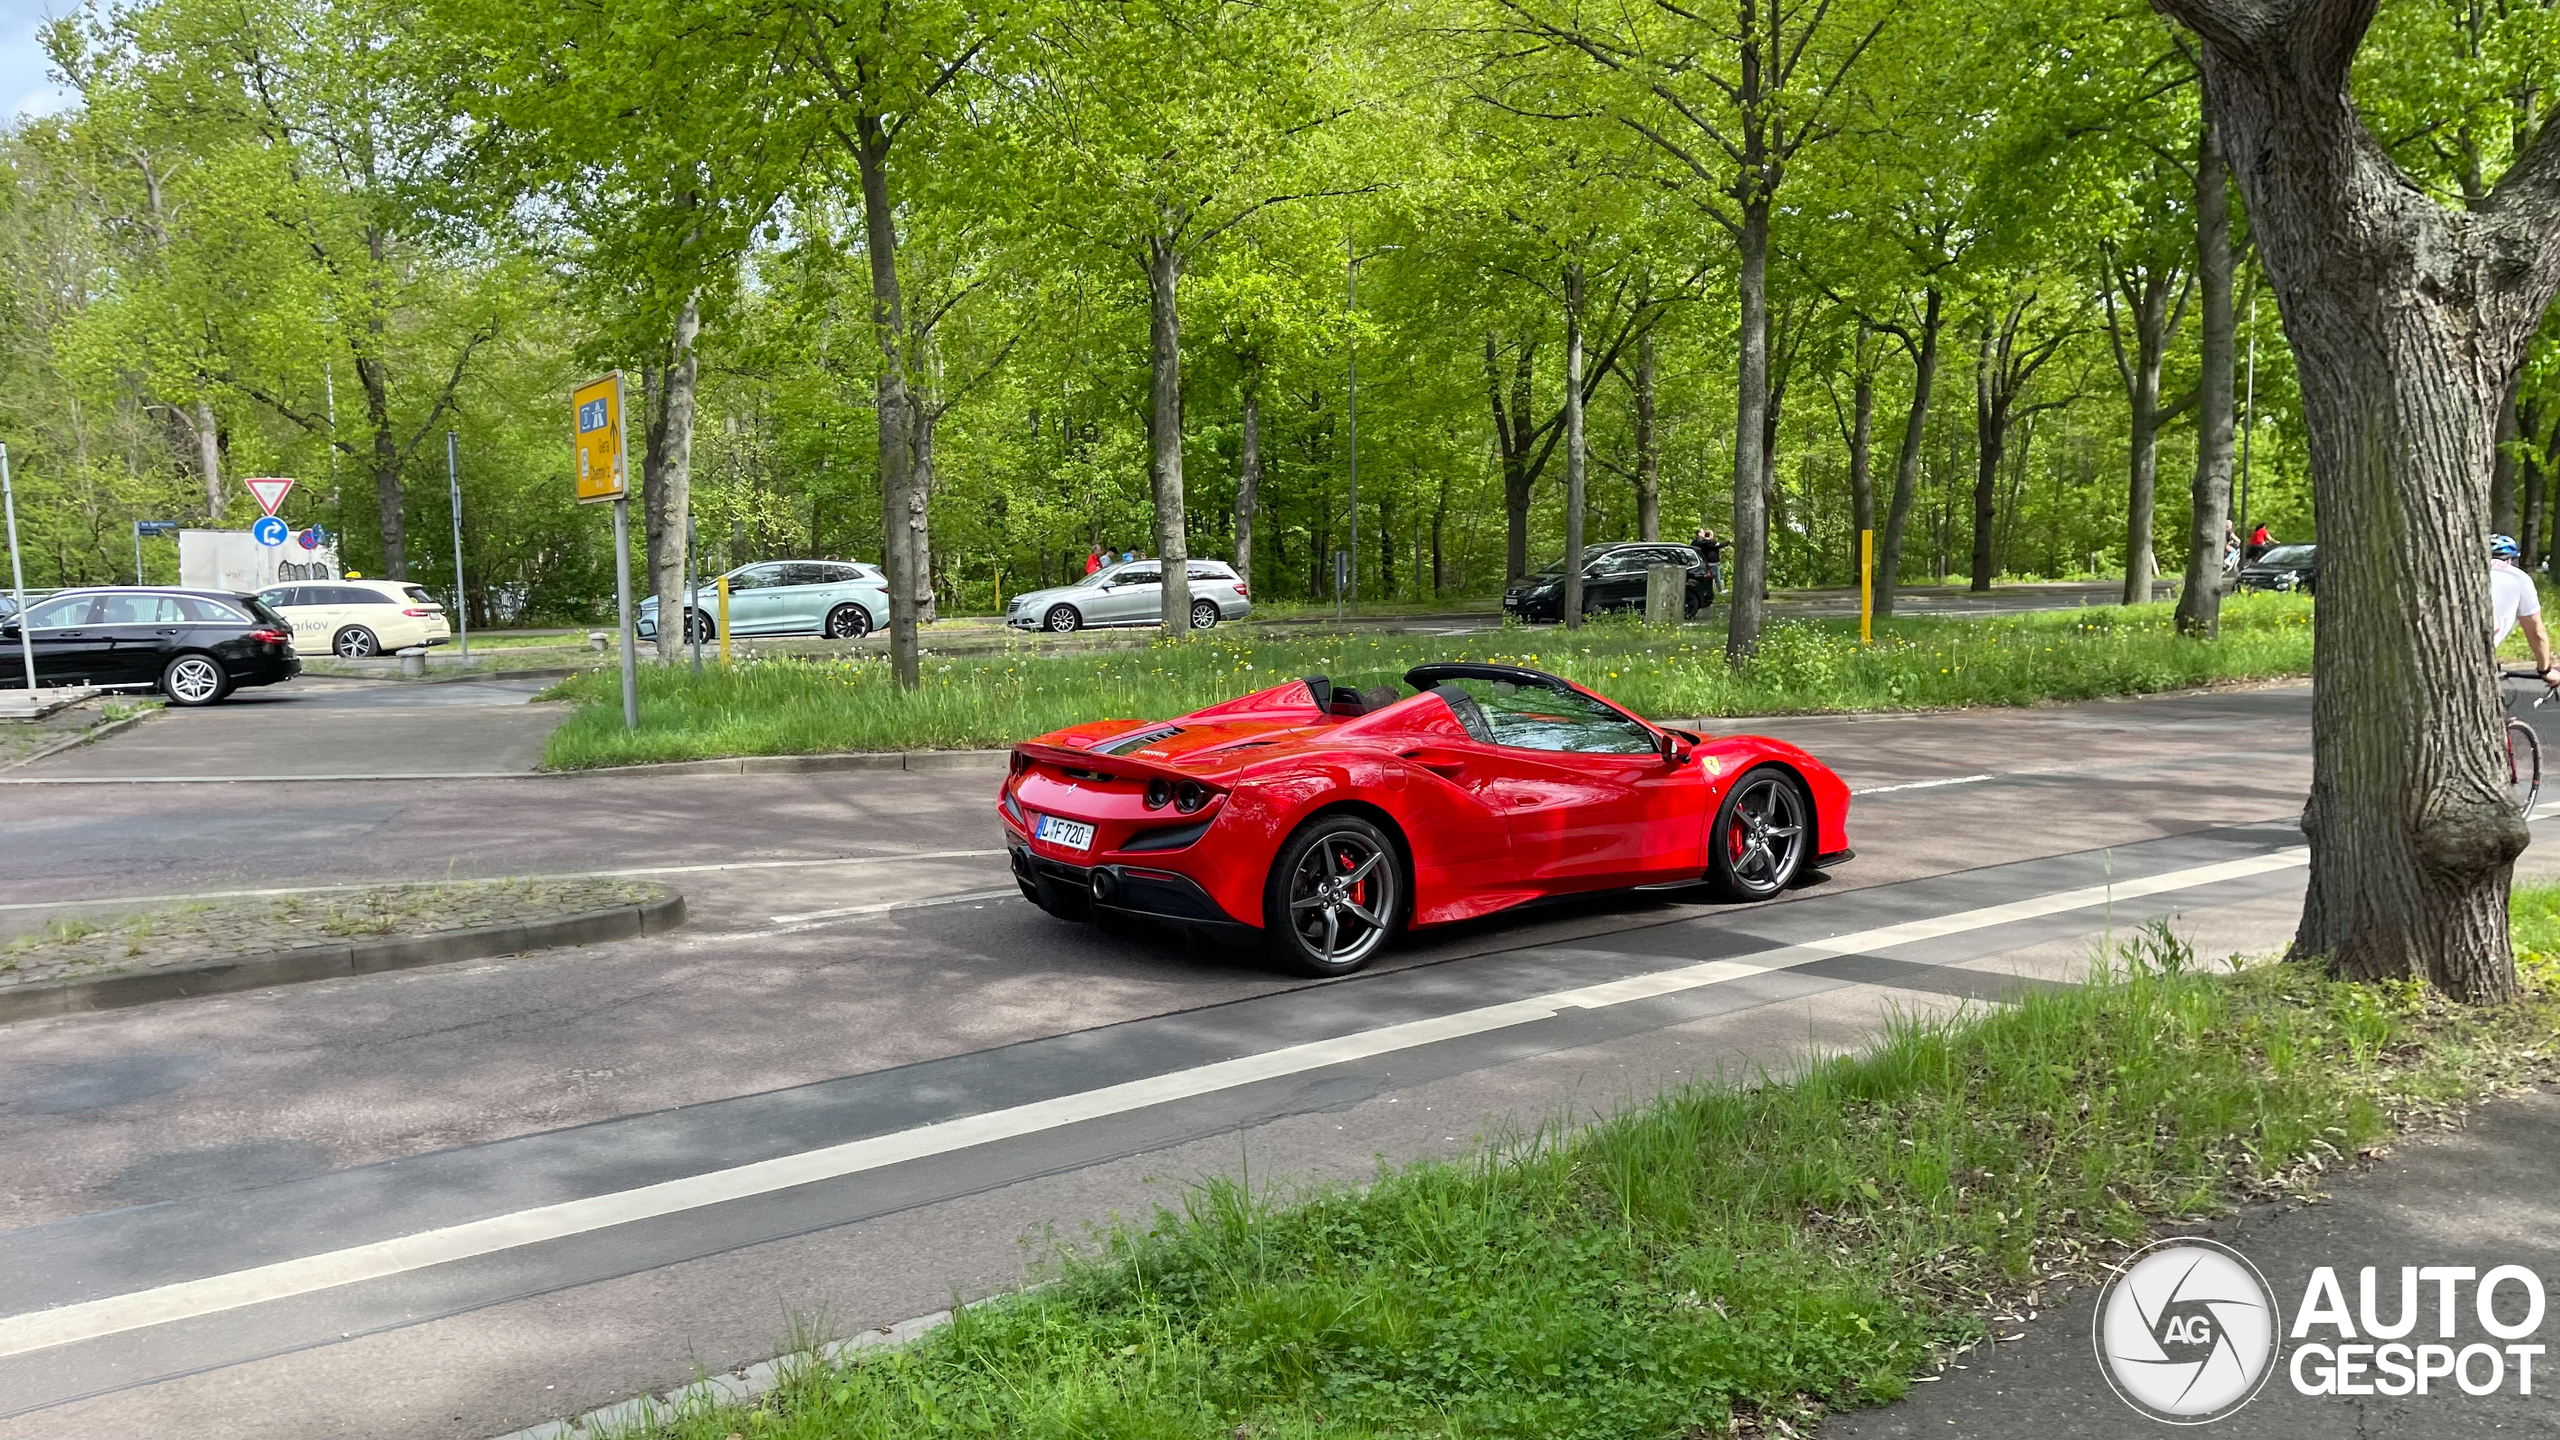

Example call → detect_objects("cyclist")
2491 534 2560 685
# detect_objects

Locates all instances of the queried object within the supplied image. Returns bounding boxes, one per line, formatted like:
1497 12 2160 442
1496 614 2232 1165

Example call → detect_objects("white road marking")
762 888 1026 927
1852 774 1996 796
0 852 1010 916
0 845 2307 1359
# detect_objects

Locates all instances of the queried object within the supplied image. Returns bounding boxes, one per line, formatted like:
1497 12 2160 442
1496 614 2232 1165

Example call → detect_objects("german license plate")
1035 814 1095 851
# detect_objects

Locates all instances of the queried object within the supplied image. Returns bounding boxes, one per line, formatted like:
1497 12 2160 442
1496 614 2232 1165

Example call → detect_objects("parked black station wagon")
0 587 301 705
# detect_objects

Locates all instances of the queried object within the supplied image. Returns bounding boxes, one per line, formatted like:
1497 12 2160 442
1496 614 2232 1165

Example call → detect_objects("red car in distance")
1001 662 1852 975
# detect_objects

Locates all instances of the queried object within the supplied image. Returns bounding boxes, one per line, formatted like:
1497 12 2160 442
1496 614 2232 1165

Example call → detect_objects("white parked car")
256 579 452 658
1006 559 1252 633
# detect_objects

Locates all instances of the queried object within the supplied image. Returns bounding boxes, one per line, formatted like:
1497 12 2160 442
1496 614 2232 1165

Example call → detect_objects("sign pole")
2 445 35 691
135 521 144 584
574 371 639 731
1859 528 1873 646
447 429 469 665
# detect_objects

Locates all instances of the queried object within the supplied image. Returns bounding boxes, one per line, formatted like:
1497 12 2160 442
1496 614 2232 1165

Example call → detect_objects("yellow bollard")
717 576 731 665
1859 529 1873 646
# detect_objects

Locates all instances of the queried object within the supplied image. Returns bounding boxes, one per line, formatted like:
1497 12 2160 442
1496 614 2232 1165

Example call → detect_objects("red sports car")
1000 663 1852 975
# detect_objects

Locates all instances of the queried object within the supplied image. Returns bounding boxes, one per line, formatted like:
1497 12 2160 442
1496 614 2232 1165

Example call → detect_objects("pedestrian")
1691 525 1724 604
2246 522 2273 563
1084 548 1101 576
1123 548 1137 564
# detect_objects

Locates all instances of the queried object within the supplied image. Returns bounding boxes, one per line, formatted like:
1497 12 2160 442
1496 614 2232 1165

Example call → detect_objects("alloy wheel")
1191 600 1220 630
1045 605 1080 633
827 605 871 639
1721 772 1808 895
165 656 223 705
1283 829 1394 969
334 627 377 658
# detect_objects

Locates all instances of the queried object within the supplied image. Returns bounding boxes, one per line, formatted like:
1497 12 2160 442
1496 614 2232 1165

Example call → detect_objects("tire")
1705 765 1813 901
684 610 717 644
1044 604 1082 634
2508 718 2542 819
332 626 379 659
1263 812 1404 977
825 604 873 640
1190 599 1221 630
161 653 230 707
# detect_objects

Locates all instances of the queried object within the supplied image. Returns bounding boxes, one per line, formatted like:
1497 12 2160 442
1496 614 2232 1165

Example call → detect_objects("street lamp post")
447 429 470 664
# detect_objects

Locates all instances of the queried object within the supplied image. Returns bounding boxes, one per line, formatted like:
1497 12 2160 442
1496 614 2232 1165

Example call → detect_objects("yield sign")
245 477 295 517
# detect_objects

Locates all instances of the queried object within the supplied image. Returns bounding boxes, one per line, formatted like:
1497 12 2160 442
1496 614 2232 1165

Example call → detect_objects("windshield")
1528 557 1568 578
2256 545 2315 567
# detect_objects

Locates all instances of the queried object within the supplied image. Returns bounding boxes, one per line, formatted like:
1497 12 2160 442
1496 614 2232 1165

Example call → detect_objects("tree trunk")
1728 195 1772 659
2491 388 2521 536
1235 349 1261 583
2106 259 2186 607
1487 334 1537 580
192 400 221 518
1146 237 1193 636
1563 262 1588 629
909 405 938 623
1635 329 1660 540
1876 287 1943 618
356 353 405 580
1431 471 1449 593
1762 364 1788 579
1970 316 2002 593
643 294 700 661
852 115 920 690
2176 119 2238 638
2158 0 2560 1002
2518 394 2543 569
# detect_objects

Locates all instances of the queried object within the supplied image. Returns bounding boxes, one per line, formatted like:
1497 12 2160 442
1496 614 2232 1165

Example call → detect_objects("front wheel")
825 604 873 640
1044 605 1082 633
162 653 229 707
1705 766 1812 901
1190 599 1221 630
2508 718 2542 819
684 610 717 643
1264 813 1403 977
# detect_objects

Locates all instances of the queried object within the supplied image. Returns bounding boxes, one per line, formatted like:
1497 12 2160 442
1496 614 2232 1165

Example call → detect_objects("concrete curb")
561 748 1011 778
0 706 159 774
0 892 686 1024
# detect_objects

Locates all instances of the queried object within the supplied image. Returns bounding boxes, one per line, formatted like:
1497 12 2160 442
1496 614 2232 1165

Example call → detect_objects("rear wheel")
332 626 379 658
1045 604 1082 633
825 604 872 640
1705 766 1811 901
1264 813 1402 977
1190 599 1221 630
2508 718 2542 818
162 653 229 707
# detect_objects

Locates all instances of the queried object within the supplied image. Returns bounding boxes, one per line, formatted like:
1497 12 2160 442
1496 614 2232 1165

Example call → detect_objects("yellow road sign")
572 373 629 504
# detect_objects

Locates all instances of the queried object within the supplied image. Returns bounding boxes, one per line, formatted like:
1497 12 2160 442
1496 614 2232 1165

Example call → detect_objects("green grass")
541 593 2318 768
600 894 2560 1440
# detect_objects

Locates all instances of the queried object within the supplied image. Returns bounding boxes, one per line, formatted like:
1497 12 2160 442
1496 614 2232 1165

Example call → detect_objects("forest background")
1 0 2554 639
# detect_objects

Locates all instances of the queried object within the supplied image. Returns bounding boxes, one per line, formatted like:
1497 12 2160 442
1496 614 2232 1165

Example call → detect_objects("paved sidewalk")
1823 1087 2560 1438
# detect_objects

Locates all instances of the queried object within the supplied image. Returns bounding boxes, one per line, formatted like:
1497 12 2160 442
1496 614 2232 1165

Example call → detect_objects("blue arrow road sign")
252 515 289 547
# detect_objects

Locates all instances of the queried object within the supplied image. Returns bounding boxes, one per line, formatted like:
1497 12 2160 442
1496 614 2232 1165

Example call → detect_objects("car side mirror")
1659 731 1692 767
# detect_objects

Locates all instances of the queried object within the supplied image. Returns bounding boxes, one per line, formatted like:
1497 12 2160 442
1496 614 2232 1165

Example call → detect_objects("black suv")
0 587 301 705
1503 543 1714 622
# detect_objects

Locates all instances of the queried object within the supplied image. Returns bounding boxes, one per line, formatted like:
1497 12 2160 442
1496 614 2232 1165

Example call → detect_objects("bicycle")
2498 668 2555 818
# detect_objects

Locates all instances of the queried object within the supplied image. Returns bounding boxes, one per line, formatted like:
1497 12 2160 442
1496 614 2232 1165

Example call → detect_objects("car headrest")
1302 675 1333 710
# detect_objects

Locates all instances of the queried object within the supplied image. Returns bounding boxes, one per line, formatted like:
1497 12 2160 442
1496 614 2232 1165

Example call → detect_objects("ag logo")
2092 1238 2281 1423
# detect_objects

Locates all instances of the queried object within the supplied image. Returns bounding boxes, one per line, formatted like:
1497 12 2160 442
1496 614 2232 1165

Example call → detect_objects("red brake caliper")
1340 847 1364 909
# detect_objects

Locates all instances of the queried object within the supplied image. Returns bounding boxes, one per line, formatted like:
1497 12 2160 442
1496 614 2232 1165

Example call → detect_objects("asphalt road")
0 677 2539 1438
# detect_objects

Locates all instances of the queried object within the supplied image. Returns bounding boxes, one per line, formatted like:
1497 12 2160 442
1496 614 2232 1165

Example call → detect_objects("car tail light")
1234 582 1249 597
1144 777 1173 809
402 608 436 617
1174 780 1212 813
249 628 290 644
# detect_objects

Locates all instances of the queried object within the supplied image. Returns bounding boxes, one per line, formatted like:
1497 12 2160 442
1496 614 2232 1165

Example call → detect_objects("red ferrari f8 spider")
1000 663 1852 975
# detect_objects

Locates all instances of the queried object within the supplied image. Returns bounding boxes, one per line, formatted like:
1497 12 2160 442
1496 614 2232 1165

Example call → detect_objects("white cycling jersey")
2493 560 2542 647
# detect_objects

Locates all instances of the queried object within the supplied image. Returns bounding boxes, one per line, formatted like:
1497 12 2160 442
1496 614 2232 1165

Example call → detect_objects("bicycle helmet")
2492 533 2522 560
